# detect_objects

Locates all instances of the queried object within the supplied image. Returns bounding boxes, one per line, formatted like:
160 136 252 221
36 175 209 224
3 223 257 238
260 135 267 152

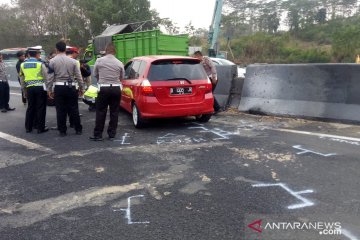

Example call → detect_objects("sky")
149 0 214 30
0 0 215 31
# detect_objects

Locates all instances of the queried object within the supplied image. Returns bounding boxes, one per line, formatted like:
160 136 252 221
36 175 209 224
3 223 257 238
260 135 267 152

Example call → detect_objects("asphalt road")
0 89 359 240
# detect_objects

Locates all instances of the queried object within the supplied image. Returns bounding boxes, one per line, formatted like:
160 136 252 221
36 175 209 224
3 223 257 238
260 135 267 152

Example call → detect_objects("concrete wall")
214 65 238 108
239 64 360 122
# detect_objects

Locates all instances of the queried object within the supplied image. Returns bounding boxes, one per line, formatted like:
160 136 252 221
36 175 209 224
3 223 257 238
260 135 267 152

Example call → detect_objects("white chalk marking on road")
157 133 182 144
189 124 233 140
0 183 143 228
342 229 359 240
293 145 336 157
192 137 207 143
252 183 314 209
113 195 149 224
114 133 131 145
10 92 22 96
0 131 55 153
156 133 207 145
276 128 360 142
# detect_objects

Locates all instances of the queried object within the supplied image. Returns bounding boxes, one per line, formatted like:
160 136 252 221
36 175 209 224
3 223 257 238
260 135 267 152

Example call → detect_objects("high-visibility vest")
84 85 98 99
20 58 44 88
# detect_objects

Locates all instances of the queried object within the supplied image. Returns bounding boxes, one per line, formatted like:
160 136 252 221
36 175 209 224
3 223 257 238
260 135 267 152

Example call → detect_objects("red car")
120 56 214 128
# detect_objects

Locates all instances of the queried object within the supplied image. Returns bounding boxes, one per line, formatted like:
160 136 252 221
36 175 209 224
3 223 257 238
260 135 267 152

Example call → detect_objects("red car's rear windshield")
147 59 208 81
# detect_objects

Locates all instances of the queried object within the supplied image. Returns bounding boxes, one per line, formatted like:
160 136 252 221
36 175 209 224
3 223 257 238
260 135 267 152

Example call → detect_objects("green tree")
315 8 327 24
185 22 196 36
256 1 281 33
0 4 29 47
332 24 360 62
75 0 157 36
160 19 179 35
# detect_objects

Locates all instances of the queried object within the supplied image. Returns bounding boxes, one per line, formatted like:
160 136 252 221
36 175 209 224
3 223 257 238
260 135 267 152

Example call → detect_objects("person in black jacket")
16 51 27 104
80 59 92 88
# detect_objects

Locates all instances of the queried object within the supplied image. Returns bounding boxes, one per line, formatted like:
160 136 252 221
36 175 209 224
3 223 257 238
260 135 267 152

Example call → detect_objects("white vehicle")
210 57 245 78
0 47 46 62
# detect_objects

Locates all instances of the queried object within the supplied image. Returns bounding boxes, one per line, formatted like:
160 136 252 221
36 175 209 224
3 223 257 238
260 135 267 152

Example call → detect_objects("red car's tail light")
141 80 154 96
206 84 213 93
205 78 213 93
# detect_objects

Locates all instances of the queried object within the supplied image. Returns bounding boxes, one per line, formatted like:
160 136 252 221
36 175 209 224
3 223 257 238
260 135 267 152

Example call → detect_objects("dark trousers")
94 86 120 138
18 78 26 104
25 86 47 131
0 81 10 109
83 98 96 111
212 82 221 112
54 86 82 133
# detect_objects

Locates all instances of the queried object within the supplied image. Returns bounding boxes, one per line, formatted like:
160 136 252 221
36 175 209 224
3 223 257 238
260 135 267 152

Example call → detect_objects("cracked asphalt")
0 89 359 240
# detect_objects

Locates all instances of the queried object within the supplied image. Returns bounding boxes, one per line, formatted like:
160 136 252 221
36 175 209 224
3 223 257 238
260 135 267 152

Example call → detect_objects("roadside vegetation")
189 0 360 64
1 0 360 64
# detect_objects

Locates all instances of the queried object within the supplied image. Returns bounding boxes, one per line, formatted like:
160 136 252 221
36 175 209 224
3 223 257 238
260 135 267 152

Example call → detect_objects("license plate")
170 87 192 95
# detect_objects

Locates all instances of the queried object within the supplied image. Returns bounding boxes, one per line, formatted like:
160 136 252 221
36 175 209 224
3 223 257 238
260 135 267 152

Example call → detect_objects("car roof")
0 48 27 52
130 55 200 63
210 57 235 65
0 48 45 53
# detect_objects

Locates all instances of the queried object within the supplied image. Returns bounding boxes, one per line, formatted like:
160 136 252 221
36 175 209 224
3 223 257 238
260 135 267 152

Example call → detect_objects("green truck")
83 25 189 65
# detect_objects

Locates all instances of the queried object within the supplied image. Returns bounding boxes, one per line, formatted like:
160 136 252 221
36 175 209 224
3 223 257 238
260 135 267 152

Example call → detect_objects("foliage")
0 0 158 53
219 0 360 63
2 0 360 63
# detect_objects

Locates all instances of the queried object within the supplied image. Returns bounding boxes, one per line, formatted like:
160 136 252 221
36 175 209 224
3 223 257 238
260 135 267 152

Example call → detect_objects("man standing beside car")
47 41 84 137
0 53 16 113
89 43 124 141
193 51 221 113
16 51 27 104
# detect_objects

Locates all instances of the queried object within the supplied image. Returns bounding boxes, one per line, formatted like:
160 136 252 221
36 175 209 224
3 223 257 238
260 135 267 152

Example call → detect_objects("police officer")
89 43 124 141
47 41 84 137
83 85 98 112
0 53 16 113
19 48 48 133
66 46 81 129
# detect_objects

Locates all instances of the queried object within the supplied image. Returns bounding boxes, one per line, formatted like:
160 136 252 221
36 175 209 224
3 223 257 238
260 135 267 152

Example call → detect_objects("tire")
195 114 212 123
132 103 146 128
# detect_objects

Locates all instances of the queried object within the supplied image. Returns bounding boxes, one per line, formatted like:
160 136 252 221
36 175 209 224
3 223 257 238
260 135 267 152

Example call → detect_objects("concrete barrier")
239 64 360 122
214 65 238 109
228 77 245 109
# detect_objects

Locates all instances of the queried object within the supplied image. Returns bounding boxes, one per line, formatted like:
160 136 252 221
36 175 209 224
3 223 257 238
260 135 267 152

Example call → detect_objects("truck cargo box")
84 29 188 65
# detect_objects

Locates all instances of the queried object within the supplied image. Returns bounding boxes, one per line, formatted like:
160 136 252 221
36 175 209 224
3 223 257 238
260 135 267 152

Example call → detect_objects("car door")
121 60 145 111
120 61 134 111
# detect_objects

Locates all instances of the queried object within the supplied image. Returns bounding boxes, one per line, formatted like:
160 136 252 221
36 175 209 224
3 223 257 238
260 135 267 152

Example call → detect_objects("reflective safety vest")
83 85 98 103
20 58 44 88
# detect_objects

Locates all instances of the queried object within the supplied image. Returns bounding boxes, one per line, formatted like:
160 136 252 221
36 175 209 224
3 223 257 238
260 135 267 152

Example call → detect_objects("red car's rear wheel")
195 114 212 123
132 103 146 128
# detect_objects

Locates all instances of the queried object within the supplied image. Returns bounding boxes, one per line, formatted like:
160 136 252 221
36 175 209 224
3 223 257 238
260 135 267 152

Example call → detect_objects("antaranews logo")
247 219 342 236
248 219 263 233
